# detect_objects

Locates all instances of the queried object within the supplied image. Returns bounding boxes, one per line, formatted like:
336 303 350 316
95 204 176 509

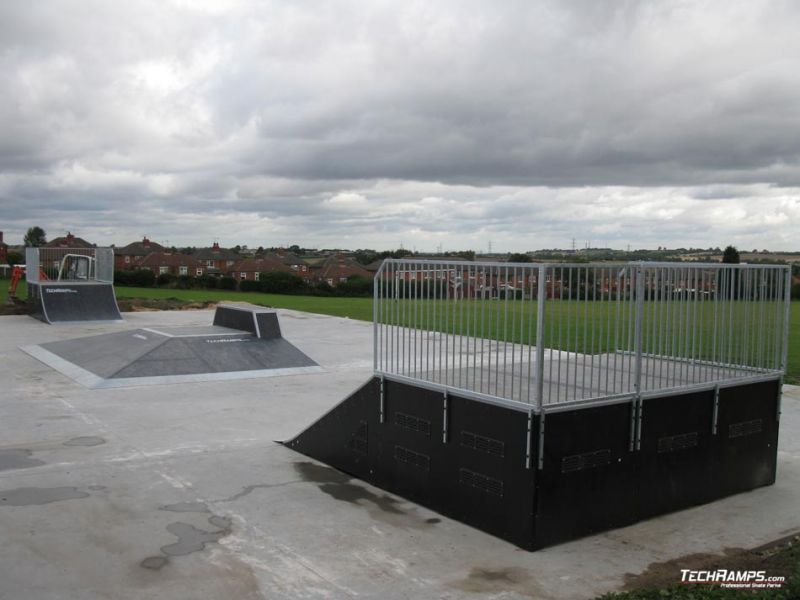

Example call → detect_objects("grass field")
2 280 798 383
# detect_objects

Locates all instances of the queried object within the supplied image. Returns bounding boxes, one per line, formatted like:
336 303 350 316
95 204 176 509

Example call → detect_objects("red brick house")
0 231 7 264
268 249 311 277
139 252 204 277
115 237 165 270
229 256 289 281
193 242 240 276
316 254 371 286
44 232 93 248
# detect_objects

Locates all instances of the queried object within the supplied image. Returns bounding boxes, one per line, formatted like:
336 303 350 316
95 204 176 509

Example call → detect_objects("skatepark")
1 256 799 599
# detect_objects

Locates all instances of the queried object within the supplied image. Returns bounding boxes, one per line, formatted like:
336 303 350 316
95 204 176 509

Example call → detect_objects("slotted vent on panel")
459 468 504 497
461 431 505 457
561 449 612 473
395 412 431 436
729 419 763 439
394 445 430 471
347 421 368 455
657 432 699 454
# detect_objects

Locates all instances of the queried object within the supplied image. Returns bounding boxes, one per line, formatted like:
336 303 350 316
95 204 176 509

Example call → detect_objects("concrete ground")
0 309 798 600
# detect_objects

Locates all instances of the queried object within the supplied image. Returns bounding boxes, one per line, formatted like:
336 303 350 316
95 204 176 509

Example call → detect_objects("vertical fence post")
779 266 791 422
781 266 791 374
634 263 645 395
535 264 547 410
633 264 646 451
373 262 380 373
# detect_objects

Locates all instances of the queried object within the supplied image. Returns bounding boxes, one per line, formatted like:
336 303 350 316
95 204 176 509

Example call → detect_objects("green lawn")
115 285 375 321
2 279 798 383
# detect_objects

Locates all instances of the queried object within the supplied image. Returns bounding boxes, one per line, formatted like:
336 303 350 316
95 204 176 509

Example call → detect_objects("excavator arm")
6 265 48 305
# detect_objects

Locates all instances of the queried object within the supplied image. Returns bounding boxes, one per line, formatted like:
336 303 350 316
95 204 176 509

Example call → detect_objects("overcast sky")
1 0 799 252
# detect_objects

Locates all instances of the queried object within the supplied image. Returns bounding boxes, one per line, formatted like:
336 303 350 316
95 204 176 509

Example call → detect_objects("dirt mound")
117 298 217 312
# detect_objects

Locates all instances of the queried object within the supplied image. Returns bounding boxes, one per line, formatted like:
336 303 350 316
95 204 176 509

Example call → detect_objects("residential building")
193 242 240 276
138 252 204 277
316 254 371 286
115 237 165 270
230 256 289 281
44 232 93 248
265 249 310 277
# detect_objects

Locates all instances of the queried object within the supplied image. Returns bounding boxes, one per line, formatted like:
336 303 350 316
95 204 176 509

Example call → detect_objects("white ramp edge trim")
20 344 325 390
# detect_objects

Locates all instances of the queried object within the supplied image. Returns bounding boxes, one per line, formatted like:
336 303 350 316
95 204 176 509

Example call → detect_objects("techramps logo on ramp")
44 288 78 294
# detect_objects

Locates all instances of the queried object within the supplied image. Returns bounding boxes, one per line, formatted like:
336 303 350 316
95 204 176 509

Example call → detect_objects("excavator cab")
58 254 95 281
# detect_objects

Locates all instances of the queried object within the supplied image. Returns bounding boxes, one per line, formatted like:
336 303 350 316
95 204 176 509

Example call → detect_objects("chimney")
276 248 286 257
66 232 75 244
143 236 150 248
0 231 3 244
212 242 220 251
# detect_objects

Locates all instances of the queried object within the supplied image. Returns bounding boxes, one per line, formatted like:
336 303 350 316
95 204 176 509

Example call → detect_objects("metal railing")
25 247 115 284
373 259 791 410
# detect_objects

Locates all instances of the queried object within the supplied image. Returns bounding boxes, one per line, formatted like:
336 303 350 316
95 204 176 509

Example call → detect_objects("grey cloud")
1 1 799 250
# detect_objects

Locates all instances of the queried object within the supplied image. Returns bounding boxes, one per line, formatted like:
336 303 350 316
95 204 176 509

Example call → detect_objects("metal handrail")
373 259 790 411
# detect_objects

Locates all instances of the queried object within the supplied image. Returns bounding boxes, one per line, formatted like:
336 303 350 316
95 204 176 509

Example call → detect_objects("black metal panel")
637 390 716 518
286 376 782 551
285 377 536 549
440 392 535 549
213 305 257 335
712 380 780 496
255 312 282 339
532 401 637 549
32 282 122 323
284 378 380 482
26 283 46 322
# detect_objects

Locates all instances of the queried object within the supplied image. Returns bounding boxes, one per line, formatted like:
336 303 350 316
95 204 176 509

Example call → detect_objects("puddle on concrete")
63 436 106 447
293 461 441 530
140 504 233 571
0 449 45 472
294 461 403 514
452 566 542 598
140 556 168 570
208 515 232 529
160 501 209 513
162 522 231 556
0 486 90 506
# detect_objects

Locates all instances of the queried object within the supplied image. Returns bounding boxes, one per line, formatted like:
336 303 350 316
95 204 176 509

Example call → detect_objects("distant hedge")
114 270 156 287
112 269 373 297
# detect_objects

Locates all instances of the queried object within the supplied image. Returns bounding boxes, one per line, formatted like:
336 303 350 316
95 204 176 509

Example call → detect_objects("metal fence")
25 247 115 284
373 260 791 410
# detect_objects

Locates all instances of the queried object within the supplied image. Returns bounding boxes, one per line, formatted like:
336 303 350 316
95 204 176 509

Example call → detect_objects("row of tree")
114 270 374 297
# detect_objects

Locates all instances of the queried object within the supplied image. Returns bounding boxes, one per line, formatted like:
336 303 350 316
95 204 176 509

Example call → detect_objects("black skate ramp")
285 376 781 550
28 282 123 324
21 306 322 388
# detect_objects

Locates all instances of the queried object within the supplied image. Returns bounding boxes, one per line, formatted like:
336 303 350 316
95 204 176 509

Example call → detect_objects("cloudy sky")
1 0 799 252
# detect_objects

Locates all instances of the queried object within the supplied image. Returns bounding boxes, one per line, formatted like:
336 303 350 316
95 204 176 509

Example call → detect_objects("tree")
6 251 23 267
508 252 532 263
24 226 47 247
722 245 740 264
